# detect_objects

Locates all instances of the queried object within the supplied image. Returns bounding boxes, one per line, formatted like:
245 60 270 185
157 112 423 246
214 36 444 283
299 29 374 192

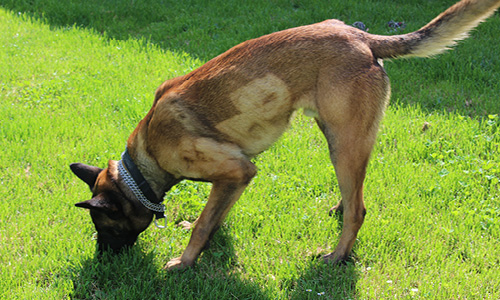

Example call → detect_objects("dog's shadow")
70 227 268 299
71 215 358 299
290 260 359 300
288 212 359 300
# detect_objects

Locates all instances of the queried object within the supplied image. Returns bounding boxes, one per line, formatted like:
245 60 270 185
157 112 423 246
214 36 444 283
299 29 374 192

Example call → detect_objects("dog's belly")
215 74 293 156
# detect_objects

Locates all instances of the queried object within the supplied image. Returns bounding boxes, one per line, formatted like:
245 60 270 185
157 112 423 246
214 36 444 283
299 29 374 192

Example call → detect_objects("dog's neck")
125 139 181 202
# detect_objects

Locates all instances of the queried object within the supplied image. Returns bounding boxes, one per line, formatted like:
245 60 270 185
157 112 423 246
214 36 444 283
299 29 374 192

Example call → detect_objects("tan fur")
73 0 500 269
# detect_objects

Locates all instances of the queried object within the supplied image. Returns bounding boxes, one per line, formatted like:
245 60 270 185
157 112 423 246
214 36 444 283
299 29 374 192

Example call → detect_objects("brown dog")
71 0 500 269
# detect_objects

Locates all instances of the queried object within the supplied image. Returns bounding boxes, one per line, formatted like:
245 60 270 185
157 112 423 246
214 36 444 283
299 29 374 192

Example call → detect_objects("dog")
71 0 500 270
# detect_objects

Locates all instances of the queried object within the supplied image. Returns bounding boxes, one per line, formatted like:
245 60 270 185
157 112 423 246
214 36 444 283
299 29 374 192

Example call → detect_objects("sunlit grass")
0 1 499 299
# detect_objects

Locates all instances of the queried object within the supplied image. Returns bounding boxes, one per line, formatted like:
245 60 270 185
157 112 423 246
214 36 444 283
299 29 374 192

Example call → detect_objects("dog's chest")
215 74 293 156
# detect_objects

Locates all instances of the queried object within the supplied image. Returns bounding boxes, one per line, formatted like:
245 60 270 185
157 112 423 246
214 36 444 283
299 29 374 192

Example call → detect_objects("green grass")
0 0 499 299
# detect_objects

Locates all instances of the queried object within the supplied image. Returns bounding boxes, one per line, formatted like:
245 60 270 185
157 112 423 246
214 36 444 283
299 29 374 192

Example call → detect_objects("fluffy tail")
368 0 500 59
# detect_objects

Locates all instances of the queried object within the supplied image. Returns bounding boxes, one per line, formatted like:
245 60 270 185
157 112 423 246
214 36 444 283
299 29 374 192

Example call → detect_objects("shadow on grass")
0 0 310 62
287 210 360 299
282 210 360 299
70 227 269 299
70 224 360 299
290 259 359 300
2 0 498 117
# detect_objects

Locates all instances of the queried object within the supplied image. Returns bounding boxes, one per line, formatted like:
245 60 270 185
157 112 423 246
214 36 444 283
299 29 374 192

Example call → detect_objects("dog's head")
70 161 153 253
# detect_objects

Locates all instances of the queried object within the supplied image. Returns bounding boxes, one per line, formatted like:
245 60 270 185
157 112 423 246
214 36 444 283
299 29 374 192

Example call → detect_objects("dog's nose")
96 233 138 254
97 241 129 254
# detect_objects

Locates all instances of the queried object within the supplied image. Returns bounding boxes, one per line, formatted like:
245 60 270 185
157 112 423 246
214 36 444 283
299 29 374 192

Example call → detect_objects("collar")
118 148 165 220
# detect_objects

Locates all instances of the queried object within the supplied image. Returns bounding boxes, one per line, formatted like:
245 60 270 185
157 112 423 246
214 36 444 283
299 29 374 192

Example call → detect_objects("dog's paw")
177 220 194 230
328 202 343 216
322 251 348 265
164 257 192 271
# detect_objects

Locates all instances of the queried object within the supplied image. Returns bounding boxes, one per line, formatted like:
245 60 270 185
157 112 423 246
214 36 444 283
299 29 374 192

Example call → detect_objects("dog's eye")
97 226 121 238
106 210 125 221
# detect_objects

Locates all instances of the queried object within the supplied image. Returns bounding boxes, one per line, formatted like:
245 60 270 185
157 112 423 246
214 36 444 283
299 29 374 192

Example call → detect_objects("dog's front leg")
166 181 248 270
165 160 256 270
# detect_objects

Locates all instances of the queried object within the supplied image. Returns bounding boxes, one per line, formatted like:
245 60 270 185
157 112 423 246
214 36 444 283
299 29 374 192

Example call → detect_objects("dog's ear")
70 163 103 191
75 193 119 212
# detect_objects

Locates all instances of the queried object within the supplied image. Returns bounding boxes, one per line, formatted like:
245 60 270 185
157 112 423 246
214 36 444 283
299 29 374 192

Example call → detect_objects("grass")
0 0 499 299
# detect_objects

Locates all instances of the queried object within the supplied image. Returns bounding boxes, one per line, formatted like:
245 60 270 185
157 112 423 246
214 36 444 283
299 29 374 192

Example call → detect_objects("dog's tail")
368 0 500 59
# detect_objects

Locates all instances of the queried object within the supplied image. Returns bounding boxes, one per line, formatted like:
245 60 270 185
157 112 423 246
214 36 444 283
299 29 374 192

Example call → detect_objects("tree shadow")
0 0 328 62
70 226 269 299
2 0 498 117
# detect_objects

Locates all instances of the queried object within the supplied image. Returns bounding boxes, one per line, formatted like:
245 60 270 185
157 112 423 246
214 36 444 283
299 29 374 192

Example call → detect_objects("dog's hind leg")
320 125 373 263
315 119 345 216
315 63 389 264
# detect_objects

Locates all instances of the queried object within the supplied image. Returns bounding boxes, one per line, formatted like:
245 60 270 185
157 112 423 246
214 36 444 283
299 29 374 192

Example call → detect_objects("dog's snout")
96 232 138 254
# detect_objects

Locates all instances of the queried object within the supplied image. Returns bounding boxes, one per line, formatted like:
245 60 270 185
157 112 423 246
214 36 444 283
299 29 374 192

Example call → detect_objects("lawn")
0 0 499 299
